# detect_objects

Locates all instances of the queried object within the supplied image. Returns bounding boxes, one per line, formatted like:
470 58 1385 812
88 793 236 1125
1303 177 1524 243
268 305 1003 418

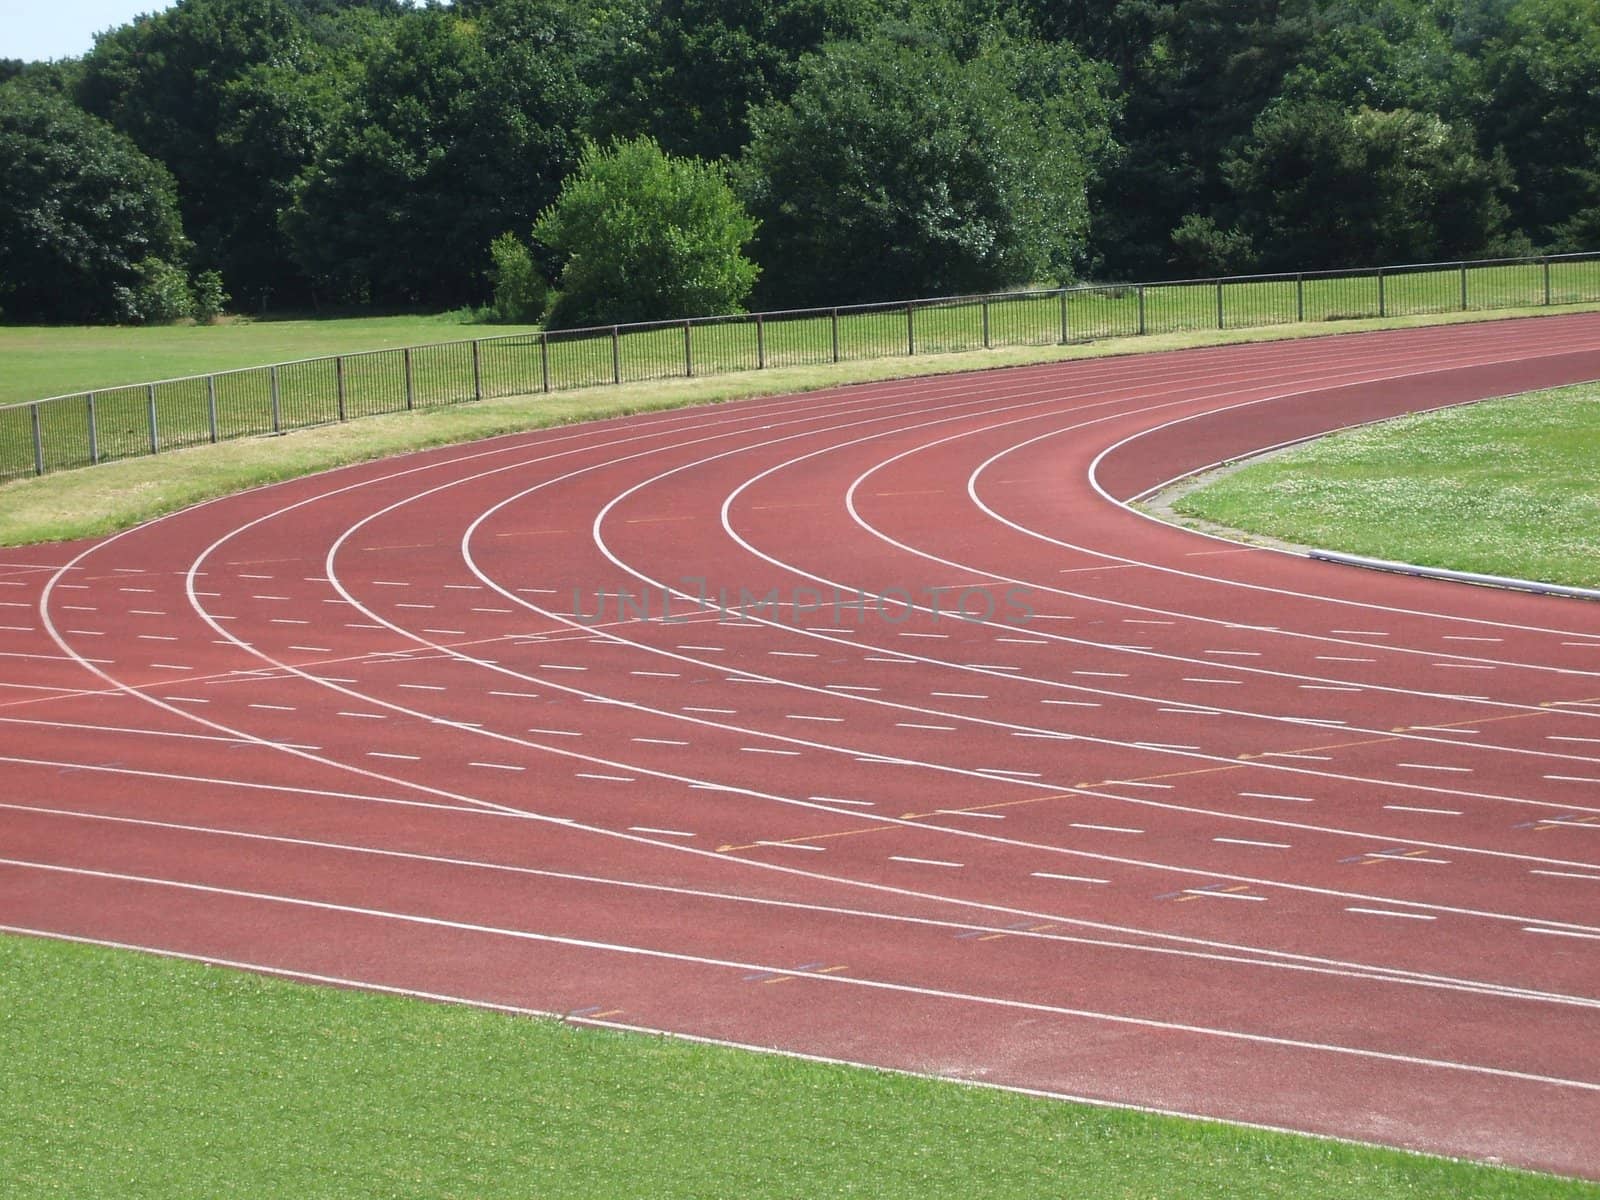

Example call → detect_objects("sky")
3 1 178 63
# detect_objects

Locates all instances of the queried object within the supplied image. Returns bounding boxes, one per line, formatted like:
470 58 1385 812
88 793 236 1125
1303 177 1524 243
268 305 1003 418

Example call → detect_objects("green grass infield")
1169 382 1600 589
4 932 1593 1198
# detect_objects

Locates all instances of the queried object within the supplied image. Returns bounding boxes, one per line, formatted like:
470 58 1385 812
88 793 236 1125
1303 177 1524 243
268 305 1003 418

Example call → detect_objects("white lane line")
1073 670 1128 678
890 855 963 868
1032 871 1108 884
937 810 1006 820
898 722 957 731
398 683 447 691
769 651 818 658
1041 699 1100 706
1347 908 1435 921
1549 736 1600 745
931 691 987 699
677 644 723 652
529 728 582 737
741 747 802 756
1523 927 1600 941
1397 763 1472 773
369 752 421 761
469 762 525 772
630 671 680 678
289 645 333 653
787 714 843 723
1383 805 1464 816
576 772 634 782
1545 775 1600 784
629 826 695 838
1531 869 1600 881
248 703 296 712
137 635 179 642
1442 635 1501 642
632 737 689 746
1184 889 1267 902
756 841 824 852
1316 656 1376 663
1213 838 1291 849
682 706 735 714
1297 685 1360 692
978 768 1042 778
489 690 541 699
1072 823 1143 834
809 796 874 807
1433 663 1495 670
1204 650 1260 657
337 711 386 720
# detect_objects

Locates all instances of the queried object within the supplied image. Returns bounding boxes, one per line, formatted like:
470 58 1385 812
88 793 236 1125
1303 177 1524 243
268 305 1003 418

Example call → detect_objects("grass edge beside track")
4 931 1594 1198
4 302 1598 548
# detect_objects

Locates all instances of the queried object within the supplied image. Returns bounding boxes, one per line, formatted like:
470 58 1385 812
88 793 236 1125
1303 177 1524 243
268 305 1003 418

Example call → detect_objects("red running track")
3 314 1600 1177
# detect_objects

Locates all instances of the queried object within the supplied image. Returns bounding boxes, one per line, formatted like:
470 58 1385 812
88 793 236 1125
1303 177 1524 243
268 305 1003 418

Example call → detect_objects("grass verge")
3 932 1592 1199
1169 383 1600 589
5 303 1598 548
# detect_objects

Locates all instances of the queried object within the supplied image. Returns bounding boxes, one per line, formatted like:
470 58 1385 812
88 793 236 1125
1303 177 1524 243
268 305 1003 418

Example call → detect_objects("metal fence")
5 251 1599 483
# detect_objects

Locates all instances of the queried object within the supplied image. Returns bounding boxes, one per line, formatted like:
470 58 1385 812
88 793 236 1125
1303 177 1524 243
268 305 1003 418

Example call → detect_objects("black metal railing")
4 251 1597 483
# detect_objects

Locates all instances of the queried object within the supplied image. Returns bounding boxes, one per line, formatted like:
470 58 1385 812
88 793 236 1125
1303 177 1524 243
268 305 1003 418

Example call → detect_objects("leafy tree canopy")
534 135 759 326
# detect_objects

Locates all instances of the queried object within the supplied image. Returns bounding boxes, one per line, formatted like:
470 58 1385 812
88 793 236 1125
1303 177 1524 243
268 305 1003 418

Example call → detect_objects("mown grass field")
1171 384 1600 589
4 933 1592 1199
5 257 1596 484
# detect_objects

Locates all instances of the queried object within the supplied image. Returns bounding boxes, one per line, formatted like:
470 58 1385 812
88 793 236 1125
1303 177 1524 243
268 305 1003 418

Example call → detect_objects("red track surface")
4 315 1600 1177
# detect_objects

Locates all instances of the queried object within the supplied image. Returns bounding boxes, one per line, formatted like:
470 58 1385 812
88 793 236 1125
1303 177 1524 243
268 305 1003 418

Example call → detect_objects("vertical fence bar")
1216 280 1225 329
207 375 219 442
402 350 414 410
471 341 482 401
270 367 282 432
1296 274 1305 322
1544 258 1553 306
31 404 44 476
756 314 766 369
1137 286 1146 335
831 309 840 363
981 298 991 348
1377 269 1386 318
610 327 621 384
334 358 346 421
1059 290 1069 343
540 332 552 393
86 393 99 465
684 320 694 377
1460 263 1469 310
147 383 161 453
906 302 915 355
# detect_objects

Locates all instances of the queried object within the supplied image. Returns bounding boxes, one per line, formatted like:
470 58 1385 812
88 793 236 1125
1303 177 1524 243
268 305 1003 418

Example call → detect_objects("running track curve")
4 314 1600 1177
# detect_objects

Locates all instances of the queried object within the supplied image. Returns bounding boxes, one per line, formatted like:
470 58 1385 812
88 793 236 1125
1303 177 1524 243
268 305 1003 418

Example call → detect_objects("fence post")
147 383 161 452
1460 263 1468 310
1216 280 1225 330
756 314 766 369
907 302 915 355
981 297 991 348
1137 286 1146 335
471 340 482 401
611 327 621 384
270 367 282 431
31 404 44 476
1059 290 1070 344
684 320 693 377
402 350 414 410
1377 268 1386 318
831 309 840 363
1544 257 1553 306
86 394 99 465
207 375 219 442
1296 274 1305 322
540 333 552 393
334 358 346 422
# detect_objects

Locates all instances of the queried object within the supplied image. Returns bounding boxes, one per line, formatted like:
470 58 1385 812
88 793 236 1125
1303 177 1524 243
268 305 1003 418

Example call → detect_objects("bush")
534 136 758 329
487 232 549 323
113 257 194 324
192 269 230 323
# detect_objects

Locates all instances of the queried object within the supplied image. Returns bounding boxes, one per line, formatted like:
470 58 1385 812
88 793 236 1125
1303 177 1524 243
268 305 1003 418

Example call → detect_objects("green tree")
77 0 327 304
593 0 886 161
487 232 550 322
741 32 1114 306
0 87 191 324
286 0 593 307
534 136 759 327
1479 0 1600 243
1223 100 1512 269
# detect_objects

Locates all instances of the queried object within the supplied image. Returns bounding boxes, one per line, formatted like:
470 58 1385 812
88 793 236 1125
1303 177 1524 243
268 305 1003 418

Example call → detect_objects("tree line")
1 0 1596 327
